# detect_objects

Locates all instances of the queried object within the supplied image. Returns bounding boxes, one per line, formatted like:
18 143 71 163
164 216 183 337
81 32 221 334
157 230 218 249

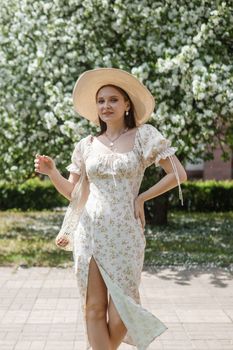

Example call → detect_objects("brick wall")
203 147 233 180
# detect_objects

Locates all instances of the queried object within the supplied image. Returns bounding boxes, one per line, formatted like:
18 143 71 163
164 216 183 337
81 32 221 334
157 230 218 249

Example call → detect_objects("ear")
125 100 130 111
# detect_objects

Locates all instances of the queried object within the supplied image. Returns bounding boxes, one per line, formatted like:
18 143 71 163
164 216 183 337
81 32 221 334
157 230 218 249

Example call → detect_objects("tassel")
168 155 184 206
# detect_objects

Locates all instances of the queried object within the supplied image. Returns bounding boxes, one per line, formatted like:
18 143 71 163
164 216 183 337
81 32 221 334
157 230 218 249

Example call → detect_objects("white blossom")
44 112 57 129
0 0 232 182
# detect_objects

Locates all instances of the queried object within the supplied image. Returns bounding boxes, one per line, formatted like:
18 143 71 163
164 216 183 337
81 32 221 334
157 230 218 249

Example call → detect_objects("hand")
34 154 56 176
55 235 69 248
134 195 145 229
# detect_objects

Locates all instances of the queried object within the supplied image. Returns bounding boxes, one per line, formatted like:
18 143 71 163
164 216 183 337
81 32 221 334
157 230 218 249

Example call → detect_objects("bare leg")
86 256 112 350
108 296 127 349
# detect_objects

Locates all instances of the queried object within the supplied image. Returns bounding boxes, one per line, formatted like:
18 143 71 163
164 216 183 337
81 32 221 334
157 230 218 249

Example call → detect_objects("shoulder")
74 135 92 151
138 123 163 140
138 123 160 132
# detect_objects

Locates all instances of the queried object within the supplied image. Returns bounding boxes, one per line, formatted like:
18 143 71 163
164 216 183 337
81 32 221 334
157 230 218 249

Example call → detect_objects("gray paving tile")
0 266 232 350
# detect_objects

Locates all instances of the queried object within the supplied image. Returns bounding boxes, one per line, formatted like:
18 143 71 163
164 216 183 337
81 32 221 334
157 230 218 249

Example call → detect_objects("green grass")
0 210 233 270
0 210 71 268
145 211 233 269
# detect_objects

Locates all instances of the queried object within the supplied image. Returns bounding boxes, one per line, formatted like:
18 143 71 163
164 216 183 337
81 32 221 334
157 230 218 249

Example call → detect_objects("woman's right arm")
34 154 80 201
48 167 80 201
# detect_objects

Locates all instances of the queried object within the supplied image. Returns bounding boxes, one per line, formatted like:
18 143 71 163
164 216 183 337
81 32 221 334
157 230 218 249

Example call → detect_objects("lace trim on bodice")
87 131 140 187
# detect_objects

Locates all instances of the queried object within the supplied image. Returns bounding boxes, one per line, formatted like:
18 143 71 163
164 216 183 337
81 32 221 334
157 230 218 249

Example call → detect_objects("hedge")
0 178 232 212
0 177 67 210
169 179 233 212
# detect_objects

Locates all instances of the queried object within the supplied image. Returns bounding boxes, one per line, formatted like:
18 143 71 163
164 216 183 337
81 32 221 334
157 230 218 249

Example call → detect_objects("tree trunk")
143 167 170 225
145 192 169 225
153 193 169 225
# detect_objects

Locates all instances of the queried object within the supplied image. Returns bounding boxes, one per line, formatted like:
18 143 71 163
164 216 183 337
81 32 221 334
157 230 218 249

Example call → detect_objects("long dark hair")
95 84 136 135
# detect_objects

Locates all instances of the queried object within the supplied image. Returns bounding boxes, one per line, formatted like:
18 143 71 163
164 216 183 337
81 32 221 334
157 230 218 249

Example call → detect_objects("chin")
102 117 115 122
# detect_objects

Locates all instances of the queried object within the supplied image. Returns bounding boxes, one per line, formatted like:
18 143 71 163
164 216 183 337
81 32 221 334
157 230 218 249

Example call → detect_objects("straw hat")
72 68 155 126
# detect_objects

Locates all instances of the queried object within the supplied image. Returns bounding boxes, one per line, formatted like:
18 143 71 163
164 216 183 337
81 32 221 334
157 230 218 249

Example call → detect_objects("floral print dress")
66 123 183 350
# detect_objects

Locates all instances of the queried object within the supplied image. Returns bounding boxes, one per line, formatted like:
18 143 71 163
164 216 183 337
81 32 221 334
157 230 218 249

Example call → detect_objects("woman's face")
96 86 130 124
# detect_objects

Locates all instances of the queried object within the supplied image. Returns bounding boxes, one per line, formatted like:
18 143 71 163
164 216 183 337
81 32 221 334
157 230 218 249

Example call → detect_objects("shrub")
169 179 233 212
0 178 232 212
0 177 67 210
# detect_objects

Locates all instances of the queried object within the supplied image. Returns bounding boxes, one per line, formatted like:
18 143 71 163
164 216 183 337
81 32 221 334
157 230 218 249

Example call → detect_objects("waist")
85 188 134 215
89 182 136 200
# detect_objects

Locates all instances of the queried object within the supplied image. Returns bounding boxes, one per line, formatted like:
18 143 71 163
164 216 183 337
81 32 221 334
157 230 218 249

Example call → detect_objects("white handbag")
55 158 90 251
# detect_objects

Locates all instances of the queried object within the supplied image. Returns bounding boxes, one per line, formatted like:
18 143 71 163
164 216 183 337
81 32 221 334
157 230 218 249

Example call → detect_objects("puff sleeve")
66 139 83 175
138 124 184 206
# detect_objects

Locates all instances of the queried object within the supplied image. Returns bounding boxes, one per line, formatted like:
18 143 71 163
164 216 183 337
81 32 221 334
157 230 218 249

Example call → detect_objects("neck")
105 121 127 138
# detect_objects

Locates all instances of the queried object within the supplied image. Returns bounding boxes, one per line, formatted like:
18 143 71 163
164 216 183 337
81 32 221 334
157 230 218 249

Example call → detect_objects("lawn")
0 210 232 270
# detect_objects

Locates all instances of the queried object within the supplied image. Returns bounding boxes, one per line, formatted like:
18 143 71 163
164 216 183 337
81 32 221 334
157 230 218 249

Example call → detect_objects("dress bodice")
66 123 184 205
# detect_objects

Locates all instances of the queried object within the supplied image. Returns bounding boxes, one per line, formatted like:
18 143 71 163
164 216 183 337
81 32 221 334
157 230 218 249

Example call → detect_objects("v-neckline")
91 126 140 156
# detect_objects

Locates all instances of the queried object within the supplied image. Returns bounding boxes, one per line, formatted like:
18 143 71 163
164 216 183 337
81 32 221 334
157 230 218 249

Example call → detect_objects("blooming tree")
0 0 232 183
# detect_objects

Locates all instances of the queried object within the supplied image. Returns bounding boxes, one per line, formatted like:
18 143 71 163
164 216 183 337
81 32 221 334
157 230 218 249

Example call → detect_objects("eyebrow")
97 95 119 99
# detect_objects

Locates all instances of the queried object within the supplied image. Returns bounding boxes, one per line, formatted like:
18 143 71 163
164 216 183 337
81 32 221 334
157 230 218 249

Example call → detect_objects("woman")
34 68 187 350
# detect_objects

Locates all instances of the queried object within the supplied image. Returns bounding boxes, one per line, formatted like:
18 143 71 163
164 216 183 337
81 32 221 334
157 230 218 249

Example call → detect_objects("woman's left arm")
140 154 187 202
134 155 187 227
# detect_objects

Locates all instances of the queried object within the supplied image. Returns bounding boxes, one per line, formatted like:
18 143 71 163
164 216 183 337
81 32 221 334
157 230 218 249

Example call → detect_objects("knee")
86 301 107 321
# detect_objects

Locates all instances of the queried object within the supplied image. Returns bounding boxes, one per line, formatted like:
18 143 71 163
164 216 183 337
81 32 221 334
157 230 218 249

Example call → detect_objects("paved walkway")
0 265 232 350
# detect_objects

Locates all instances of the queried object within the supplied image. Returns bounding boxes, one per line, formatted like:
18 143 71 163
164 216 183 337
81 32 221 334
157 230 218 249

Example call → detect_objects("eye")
97 98 118 103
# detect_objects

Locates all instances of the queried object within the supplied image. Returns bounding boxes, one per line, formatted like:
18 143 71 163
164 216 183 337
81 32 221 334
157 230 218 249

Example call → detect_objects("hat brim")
72 68 155 126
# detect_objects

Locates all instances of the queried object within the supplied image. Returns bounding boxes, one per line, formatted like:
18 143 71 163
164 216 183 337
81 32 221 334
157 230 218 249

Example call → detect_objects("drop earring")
126 111 129 116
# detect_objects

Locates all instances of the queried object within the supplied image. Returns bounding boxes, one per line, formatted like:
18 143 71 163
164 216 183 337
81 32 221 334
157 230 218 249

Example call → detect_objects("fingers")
35 154 48 159
34 156 40 172
139 213 145 229
134 206 138 219
56 236 69 247
134 206 145 228
42 155 49 162
34 155 43 172
134 198 145 228
34 154 50 172
134 197 139 219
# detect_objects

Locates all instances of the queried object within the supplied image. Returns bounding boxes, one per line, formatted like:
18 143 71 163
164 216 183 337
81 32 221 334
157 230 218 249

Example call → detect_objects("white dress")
66 123 183 350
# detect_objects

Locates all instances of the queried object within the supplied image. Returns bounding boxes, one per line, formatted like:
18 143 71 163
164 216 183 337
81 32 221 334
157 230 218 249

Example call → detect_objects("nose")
101 102 111 111
103 101 111 109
